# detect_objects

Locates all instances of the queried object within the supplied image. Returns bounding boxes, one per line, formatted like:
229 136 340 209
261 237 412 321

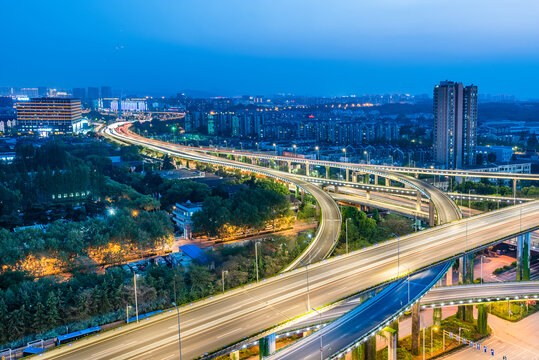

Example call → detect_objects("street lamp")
255 142 259 151
133 273 139 323
299 261 311 311
364 150 370 164
273 143 277 155
392 233 400 277
431 326 438 356
172 302 182 360
345 218 351 254
342 148 347 163
315 146 320 160
222 270 229 292
312 308 324 360
293 144 297 157
254 241 261 282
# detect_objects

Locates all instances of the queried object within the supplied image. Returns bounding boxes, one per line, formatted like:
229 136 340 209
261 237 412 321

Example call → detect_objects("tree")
487 152 497 163
162 155 175 170
32 301 47 334
44 291 61 328
476 304 488 335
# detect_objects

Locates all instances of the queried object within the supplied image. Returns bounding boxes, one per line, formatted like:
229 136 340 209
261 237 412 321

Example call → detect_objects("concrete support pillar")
258 333 276 358
433 307 442 328
364 335 376 360
364 174 370 184
385 177 389 187
352 343 364 360
334 185 339 194
414 173 419 178
383 327 397 360
287 161 292 173
445 266 453 286
301 188 305 202
366 190 371 200
411 302 421 355
325 166 330 179
230 350 240 360
517 232 531 281
416 192 422 211
374 174 379 185
458 254 474 284
457 253 474 322
346 169 350 182
428 201 435 227
513 178 517 199
306 163 310 176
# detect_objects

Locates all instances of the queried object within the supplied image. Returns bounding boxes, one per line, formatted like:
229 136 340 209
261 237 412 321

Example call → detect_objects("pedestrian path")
440 311 539 360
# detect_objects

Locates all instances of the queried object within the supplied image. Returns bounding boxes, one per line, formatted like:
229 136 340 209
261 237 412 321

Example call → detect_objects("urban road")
41 202 539 359
36 124 537 360
39 133 539 359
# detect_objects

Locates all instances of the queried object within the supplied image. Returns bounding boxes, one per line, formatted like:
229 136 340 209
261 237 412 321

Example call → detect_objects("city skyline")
2 1 539 98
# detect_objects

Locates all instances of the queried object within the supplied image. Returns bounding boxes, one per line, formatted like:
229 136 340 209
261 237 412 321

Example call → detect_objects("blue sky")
2 0 539 98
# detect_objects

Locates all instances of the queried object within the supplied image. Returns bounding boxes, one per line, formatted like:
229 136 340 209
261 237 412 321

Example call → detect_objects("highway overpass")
25 123 514 360
42 122 527 360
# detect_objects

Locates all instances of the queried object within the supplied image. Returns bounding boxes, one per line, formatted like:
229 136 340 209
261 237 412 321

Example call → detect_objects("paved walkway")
439 311 539 360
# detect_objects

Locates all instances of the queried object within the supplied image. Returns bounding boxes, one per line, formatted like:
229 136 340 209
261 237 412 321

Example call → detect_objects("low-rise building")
172 200 203 239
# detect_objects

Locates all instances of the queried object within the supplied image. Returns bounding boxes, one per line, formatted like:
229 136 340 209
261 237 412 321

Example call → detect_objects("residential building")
16 97 83 133
433 81 477 169
172 200 203 239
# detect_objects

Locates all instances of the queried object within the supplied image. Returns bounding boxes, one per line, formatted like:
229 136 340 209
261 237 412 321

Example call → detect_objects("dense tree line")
0 230 312 348
334 206 413 254
192 178 292 236
0 142 108 227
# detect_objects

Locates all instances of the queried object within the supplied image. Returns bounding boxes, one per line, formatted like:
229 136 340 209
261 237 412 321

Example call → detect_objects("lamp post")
480 255 484 284
312 308 323 360
255 142 259 151
255 241 261 282
133 273 139 323
293 144 297 157
431 326 438 356
273 143 277 155
222 270 229 292
364 150 370 164
299 261 311 311
342 148 347 163
172 302 182 360
345 218 351 254
392 233 400 277
315 146 320 160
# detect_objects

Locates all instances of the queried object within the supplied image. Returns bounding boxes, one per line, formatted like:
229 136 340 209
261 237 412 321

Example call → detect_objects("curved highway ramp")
267 262 452 360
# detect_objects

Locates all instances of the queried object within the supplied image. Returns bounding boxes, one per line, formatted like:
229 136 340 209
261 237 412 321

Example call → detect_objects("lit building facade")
16 98 83 133
433 81 477 169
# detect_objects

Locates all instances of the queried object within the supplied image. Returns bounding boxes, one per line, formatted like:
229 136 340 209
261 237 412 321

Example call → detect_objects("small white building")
172 200 203 239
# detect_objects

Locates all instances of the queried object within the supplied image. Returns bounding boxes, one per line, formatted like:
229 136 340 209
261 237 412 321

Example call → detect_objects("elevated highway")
39 150 539 360
32 122 526 359
274 281 539 336
105 123 342 268
330 192 430 221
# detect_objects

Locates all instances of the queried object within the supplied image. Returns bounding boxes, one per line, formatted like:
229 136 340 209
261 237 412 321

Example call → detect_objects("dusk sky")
3 0 539 98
